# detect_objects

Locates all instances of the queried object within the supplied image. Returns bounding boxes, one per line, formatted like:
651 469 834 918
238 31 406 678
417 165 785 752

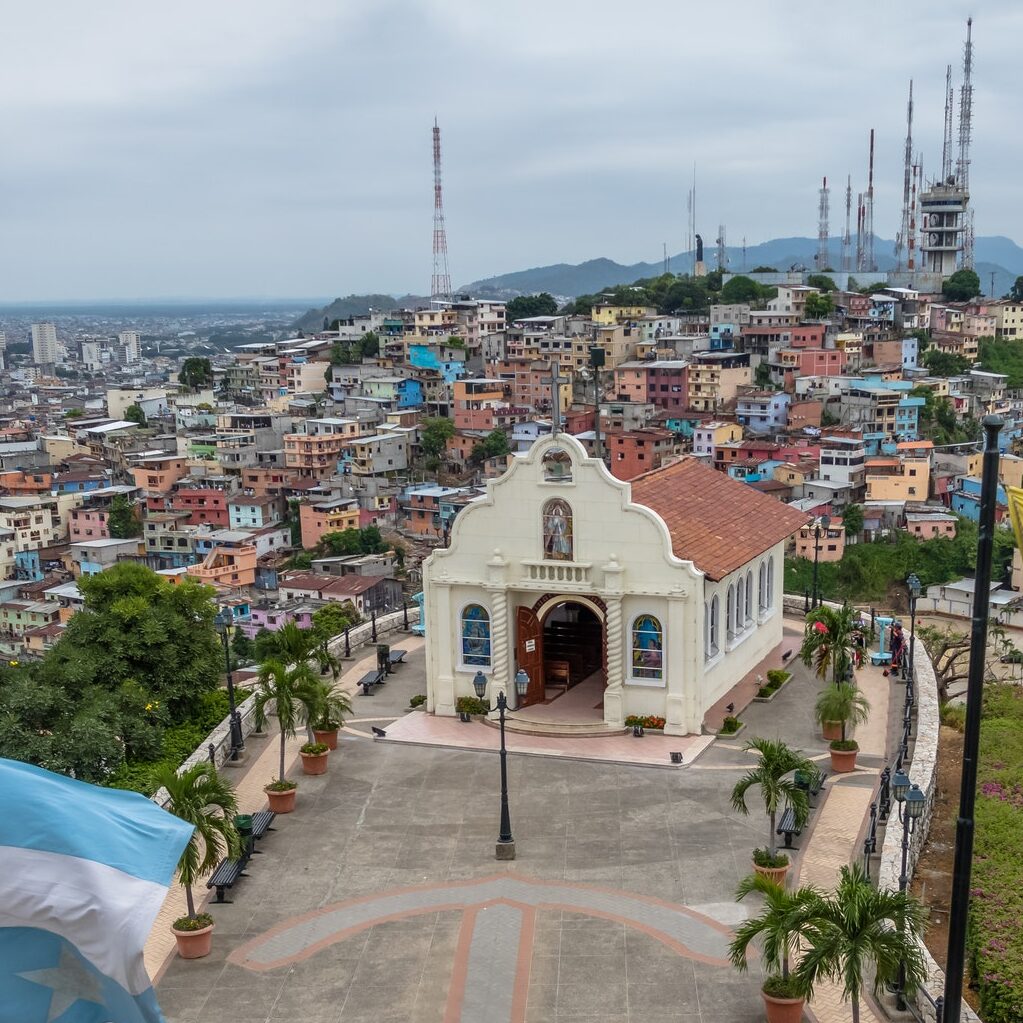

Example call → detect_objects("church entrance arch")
515 594 606 708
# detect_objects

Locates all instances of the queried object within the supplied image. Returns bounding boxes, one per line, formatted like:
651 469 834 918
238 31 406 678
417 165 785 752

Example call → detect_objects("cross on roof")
545 361 568 434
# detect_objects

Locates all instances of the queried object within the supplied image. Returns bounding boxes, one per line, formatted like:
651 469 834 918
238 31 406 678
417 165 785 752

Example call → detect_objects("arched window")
767 557 775 609
460 604 491 667
726 585 735 641
542 498 574 561
758 561 768 612
542 447 573 483
736 578 745 634
631 615 664 681
745 570 754 624
710 596 720 656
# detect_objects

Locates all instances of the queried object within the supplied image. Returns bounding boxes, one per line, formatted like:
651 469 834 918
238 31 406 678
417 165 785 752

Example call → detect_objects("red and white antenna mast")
431 118 452 302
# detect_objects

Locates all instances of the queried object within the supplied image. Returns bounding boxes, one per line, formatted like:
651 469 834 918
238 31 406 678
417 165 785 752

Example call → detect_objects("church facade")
423 435 808 735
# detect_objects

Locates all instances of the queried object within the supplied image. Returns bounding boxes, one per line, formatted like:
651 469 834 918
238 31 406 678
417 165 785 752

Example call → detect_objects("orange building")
453 379 509 431
298 498 360 549
0 470 54 495
795 517 845 561
130 456 188 496
185 540 257 588
605 427 675 481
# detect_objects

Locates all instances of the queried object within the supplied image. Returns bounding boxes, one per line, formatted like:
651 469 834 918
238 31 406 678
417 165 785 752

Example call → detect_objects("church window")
705 598 720 659
542 498 574 561
736 578 745 634
460 604 492 667
726 585 735 641
542 447 573 483
631 615 663 681
759 561 768 612
745 571 754 624
767 557 775 608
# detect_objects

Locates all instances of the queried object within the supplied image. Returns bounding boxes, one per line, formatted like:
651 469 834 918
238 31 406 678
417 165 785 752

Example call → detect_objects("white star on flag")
18 945 105 1022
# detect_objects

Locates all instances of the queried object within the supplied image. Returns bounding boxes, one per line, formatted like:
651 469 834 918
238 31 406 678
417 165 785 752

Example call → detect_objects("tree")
305 679 353 731
922 348 971 377
124 404 146 426
107 494 141 538
814 683 871 742
421 417 455 463
254 658 320 780
942 268 982 302
179 357 213 390
801 604 858 686
751 265 778 273
65 407 85 419
1009 275 1023 303
730 738 814 858
719 275 762 305
807 274 837 292
310 602 360 678
978 336 1023 389
230 629 255 666
158 762 240 922
804 293 834 319
841 504 863 540
795 864 927 1023
754 362 773 388
358 331 380 357
470 428 510 466
506 293 558 321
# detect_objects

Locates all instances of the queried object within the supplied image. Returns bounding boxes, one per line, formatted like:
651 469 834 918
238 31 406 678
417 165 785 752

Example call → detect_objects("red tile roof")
630 458 811 580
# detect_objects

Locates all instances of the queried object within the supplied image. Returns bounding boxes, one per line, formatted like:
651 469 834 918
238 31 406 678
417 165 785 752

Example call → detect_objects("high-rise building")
31 323 58 365
118 330 141 364
0 331 6 372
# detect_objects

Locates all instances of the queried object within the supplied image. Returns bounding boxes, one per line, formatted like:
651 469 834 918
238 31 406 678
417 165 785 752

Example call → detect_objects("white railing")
521 561 591 585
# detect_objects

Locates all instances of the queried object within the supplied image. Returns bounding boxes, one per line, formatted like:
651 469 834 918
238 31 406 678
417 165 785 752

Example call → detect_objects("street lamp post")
812 514 831 609
214 607 245 763
906 573 921 683
892 772 926 1010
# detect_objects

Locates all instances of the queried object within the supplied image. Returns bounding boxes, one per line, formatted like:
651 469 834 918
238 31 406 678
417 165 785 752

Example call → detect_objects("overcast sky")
0 0 1016 301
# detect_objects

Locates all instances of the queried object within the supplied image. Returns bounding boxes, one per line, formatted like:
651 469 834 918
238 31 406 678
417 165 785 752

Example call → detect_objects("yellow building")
864 454 931 503
992 301 1023 339
591 304 658 326
999 453 1023 491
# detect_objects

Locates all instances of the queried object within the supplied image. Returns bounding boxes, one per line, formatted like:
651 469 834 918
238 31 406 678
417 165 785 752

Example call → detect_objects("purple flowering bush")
968 686 1023 1023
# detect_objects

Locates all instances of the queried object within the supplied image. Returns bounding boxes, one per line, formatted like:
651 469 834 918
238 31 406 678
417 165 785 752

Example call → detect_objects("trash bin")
377 643 391 673
234 814 254 858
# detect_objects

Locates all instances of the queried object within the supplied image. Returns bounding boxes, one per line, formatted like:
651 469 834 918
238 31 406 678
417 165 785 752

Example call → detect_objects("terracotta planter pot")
313 728 339 751
300 750 329 776
172 922 214 959
762 990 806 1023
821 720 843 741
830 746 858 773
752 862 790 884
265 786 297 813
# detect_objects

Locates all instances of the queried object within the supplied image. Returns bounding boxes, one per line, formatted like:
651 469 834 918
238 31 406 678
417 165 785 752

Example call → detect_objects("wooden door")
515 606 545 706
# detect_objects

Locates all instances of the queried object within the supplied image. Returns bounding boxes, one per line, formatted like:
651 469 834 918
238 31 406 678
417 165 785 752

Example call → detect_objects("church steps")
491 716 628 738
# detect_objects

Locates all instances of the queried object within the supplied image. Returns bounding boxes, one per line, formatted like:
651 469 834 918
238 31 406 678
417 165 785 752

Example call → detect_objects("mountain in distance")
294 292 427 332
461 235 1023 300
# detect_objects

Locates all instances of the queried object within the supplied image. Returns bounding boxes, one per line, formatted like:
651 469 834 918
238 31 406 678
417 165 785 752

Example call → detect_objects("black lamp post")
214 607 245 762
892 772 926 1009
906 573 921 683
812 514 831 609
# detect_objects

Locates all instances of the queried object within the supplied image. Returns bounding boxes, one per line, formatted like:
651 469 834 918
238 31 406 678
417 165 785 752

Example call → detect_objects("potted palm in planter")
255 656 319 813
299 741 330 774
801 604 857 686
730 873 822 1023
814 683 871 772
795 864 927 1023
158 762 240 959
307 680 353 751
731 738 814 882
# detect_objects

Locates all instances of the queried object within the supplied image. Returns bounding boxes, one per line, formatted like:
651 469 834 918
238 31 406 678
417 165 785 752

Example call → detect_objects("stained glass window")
631 614 663 681
542 498 574 561
542 447 573 482
460 604 491 667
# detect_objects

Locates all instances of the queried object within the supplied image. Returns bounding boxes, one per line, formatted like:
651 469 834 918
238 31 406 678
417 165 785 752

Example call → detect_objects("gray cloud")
0 0 1015 300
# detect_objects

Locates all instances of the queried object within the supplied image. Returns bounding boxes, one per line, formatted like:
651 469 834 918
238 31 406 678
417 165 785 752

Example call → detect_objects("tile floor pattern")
153 623 897 1023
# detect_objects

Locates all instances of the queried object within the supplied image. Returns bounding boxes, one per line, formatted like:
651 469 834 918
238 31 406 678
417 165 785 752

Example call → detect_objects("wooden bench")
776 807 802 849
388 648 407 667
545 660 571 693
358 669 386 695
250 810 276 849
207 856 248 903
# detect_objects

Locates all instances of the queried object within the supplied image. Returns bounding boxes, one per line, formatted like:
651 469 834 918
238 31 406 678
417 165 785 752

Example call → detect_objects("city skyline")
1 0 1018 301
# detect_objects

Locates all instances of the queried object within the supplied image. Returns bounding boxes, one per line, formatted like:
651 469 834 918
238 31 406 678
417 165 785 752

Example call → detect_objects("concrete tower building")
118 330 142 364
31 323 58 366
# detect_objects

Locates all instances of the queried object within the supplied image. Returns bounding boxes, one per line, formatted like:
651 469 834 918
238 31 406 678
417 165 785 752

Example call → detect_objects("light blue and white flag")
0 758 194 1023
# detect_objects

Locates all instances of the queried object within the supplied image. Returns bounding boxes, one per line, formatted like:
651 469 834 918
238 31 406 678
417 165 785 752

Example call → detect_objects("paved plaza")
155 626 897 1023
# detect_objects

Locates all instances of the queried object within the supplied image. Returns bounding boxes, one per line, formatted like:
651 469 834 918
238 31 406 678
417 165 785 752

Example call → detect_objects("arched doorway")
515 597 605 707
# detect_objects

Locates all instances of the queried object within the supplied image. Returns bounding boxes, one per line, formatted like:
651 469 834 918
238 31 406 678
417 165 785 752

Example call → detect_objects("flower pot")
821 720 843 741
829 746 858 773
762 990 806 1023
313 728 339 751
172 922 214 959
300 750 329 776
752 862 790 884
265 786 297 813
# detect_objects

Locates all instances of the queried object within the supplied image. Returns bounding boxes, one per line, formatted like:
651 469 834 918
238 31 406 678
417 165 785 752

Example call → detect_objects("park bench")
388 648 407 668
358 668 386 695
794 767 826 802
250 810 276 849
207 857 248 903
776 807 802 849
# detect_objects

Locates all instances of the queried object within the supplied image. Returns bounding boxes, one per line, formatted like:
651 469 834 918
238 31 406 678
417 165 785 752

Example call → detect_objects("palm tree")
731 738 815 858
307 679 353 732
814 682 871 741
729 874 822 989
267 621 318 667
254 657 320 781
801 604 858 686
795 864 927 1023
158 762 240 922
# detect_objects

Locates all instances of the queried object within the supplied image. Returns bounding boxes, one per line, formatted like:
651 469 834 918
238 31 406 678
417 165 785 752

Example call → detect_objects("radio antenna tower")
957 17 975 268
855 192 865 272
841 176 852 272
895 81 914 271
816 176 830 271
431 118 452 302
941 64 954 182
716 225 727 272
908 154 921 271
866 129 876 272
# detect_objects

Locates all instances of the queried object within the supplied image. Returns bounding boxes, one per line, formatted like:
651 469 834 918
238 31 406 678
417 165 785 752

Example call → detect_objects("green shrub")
829 739 858 752
757 687 772 698
720 715 741 735
940 703 966 732
409 694 427 708
455 696 490 715
766 669 790 687
762 974 806 999
300 742 329 755
752 847 789 869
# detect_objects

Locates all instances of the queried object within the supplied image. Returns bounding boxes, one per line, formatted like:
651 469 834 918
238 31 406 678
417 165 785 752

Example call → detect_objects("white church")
423 434 808 735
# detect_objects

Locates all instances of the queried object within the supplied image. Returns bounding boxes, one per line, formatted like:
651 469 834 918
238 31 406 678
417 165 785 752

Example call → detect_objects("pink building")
904 511 957 539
